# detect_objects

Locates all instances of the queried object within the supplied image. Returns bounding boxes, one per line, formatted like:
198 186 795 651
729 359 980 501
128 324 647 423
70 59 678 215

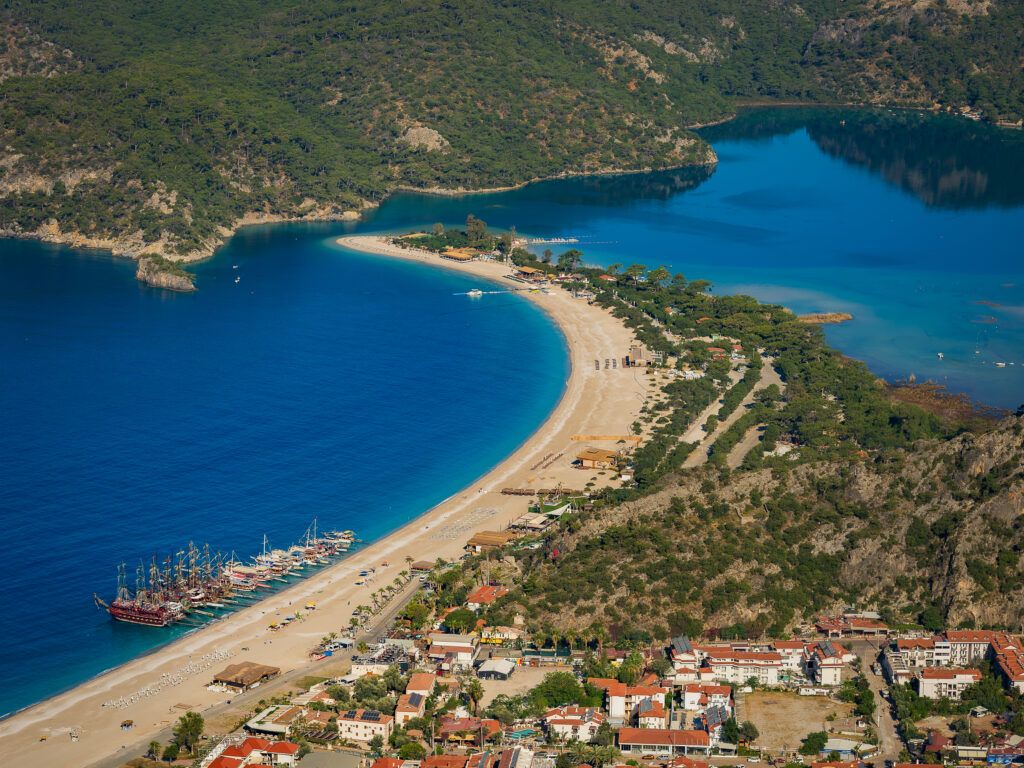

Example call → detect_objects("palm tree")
462 676 484 715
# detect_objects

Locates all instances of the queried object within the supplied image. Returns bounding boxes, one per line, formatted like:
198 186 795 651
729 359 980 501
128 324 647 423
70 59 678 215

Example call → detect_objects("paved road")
848 638 903 763
683 359 783 469
89 579 422 768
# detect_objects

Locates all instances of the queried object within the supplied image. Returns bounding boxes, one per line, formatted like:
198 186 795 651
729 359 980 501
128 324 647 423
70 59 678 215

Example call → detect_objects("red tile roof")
944 630 1004 643
407 672 438 693
267 741 301 755
209 758 244 768
618 728 710 747
684 688 733 700
423 756 472 768
919 667 981 680
373 759 405 768
466 585 510 605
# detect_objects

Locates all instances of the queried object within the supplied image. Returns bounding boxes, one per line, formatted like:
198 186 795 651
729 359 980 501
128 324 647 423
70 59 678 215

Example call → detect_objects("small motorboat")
467 289 483 297
937 352 944 359
235 276 241 284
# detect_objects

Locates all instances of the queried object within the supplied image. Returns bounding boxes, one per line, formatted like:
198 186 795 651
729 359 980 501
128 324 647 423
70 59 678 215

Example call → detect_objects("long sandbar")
0 234 649 767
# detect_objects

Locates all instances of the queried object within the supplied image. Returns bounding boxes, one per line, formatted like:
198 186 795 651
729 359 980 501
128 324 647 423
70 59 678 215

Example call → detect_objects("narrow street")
848 638 903 764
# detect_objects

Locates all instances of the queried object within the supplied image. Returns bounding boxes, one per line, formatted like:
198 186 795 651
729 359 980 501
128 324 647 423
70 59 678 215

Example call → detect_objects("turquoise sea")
1 107 1023 717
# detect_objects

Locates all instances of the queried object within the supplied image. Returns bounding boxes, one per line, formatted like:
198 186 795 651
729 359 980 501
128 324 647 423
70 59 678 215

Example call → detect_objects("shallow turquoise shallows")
1 106 1023 717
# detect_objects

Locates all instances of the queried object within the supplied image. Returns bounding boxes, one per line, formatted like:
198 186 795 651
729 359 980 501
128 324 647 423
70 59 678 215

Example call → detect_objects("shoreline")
0 235 651 768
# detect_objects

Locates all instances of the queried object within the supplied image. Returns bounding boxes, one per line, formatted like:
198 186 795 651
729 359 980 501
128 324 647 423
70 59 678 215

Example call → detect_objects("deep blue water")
356 108 1024 409
0 229 568 716
2 106 1024 716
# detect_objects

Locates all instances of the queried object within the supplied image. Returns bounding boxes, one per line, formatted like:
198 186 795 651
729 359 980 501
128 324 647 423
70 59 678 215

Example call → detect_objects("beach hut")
212 661 281 691
576 448 619 470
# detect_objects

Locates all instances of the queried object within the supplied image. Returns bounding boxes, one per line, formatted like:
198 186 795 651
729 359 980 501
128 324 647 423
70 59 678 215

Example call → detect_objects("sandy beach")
0 234 651 767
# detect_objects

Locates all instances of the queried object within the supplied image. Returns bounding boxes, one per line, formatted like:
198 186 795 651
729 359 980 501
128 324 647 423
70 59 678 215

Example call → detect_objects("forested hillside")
1 0 1022 263
507 416 1024 644
458 250 1024 646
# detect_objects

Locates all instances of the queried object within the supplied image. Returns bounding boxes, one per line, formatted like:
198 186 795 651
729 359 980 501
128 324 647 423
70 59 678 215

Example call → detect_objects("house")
466 585 510 611
264 742 301 766
208 737 301 768
701 705 730 744
438 716 501 745
395 692 426 726
543 706 605 743
465 531 517 553
410 560 435 573
670 636 700 681
576 448 619 470
638 698 669 728
212 661 281 691
406 671 439 698
803 641 852 686
617 728 711 756
681 684 732 715
916 667 982 700
478 658 517 680
588 678 669 725
335 709 394 743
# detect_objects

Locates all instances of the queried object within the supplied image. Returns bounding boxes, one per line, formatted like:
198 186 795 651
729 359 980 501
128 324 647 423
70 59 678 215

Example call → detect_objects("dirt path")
683 359 782 469
727 424 765 468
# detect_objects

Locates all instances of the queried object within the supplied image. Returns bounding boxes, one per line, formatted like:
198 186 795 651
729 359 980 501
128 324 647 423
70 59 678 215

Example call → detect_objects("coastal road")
683 358 783 469
88 579 422 768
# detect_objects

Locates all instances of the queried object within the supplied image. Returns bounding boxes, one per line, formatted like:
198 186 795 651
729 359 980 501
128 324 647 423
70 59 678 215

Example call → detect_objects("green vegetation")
1 2 1022 259
799 730 828 755
837 676 876 720
455 249 1024 642
170 711 203 756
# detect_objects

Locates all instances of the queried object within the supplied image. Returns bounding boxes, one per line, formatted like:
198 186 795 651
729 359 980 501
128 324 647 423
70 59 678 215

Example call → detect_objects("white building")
696 647 782 685
336 709 394 743
543 706 606 743
916 668 982 700
803 641 853 686
945 630 1002 666
681 683 732 714
588 678 669 725
617 728 711 756
771 641 806 672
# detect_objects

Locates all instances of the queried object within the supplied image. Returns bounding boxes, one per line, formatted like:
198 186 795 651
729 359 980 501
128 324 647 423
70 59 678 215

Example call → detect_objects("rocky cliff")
509 416 1024 641
135 257 196 292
